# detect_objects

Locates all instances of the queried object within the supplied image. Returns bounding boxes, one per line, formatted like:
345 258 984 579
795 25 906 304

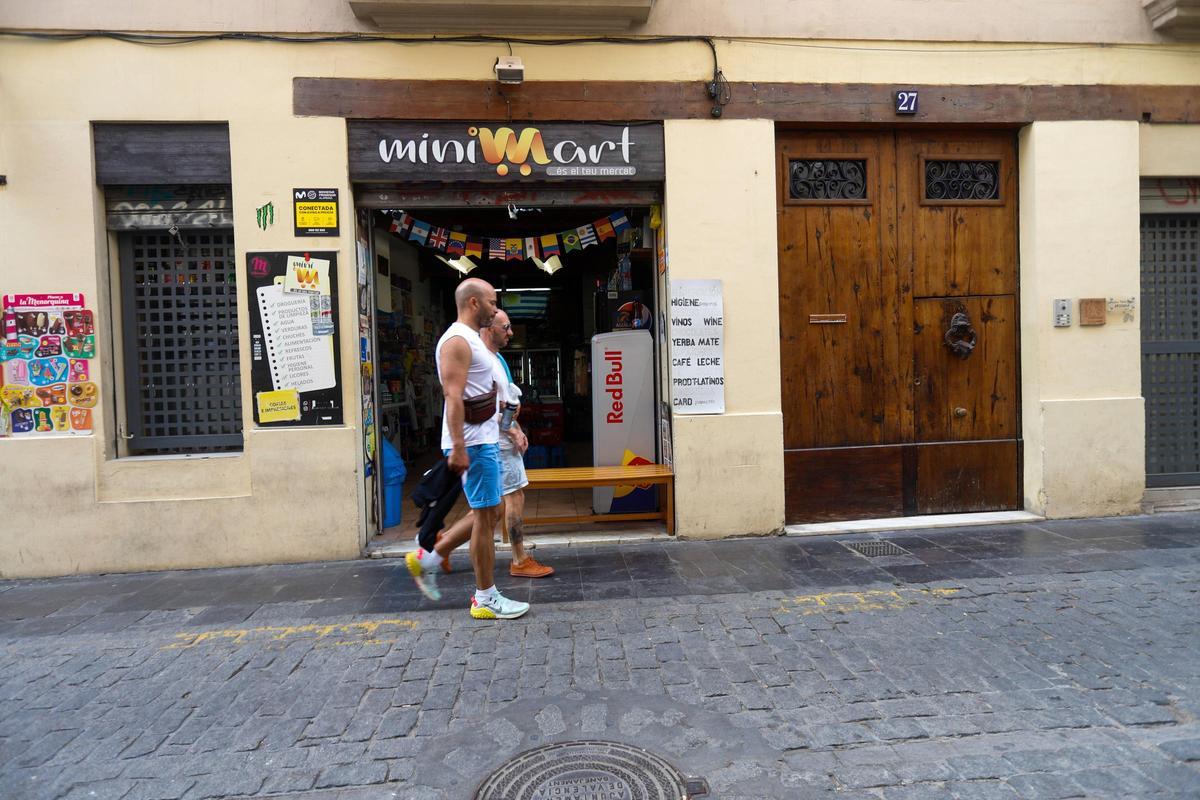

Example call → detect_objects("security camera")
494 56 524 85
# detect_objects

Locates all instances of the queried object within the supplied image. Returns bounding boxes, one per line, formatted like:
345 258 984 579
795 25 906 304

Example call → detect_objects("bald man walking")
406 278 530 620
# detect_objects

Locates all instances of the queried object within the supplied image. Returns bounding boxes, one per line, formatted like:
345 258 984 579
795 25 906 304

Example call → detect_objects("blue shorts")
445 443 501 509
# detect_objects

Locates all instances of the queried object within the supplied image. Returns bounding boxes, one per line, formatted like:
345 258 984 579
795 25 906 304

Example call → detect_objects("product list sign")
669 279 724 415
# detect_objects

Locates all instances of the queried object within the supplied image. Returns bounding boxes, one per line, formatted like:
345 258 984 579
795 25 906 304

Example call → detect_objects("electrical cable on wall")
0 30 731 115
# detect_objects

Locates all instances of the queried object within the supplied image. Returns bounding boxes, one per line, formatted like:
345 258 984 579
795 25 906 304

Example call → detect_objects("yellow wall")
1 37 1198 92
0 41 367 578
1141 124 1200 175
0 0 1169 44
0 33 1195 575
664 119 784 537
1018 121 1145 518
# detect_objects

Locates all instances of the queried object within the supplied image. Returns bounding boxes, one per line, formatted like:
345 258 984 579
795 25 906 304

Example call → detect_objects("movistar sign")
348 121 664 183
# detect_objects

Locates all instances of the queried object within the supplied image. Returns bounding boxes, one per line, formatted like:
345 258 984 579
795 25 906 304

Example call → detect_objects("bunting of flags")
387 210 634 269
409 220 430 245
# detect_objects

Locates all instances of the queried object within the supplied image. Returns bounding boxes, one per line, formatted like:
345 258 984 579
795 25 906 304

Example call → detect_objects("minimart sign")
348 121 664 183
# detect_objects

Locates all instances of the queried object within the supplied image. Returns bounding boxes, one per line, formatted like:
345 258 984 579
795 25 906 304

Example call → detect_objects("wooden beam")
295 78 1200 123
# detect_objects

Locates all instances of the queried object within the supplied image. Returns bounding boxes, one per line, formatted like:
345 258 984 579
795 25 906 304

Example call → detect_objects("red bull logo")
603 349 623 424
613 449 654 497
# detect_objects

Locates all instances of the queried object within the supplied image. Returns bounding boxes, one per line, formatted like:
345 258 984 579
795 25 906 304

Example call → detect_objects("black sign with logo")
246 251 342 427
293 188 340 236
347 122 665 183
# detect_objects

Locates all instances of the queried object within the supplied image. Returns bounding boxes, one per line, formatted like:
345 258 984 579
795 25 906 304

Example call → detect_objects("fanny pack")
463 382 498 425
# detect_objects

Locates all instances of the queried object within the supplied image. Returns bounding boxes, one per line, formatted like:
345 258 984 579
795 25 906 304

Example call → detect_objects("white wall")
663 119 784 537
1019 121 1145 518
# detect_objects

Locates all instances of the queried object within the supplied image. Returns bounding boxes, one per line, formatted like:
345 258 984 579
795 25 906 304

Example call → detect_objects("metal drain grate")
842 540 910 558
475 740 707 799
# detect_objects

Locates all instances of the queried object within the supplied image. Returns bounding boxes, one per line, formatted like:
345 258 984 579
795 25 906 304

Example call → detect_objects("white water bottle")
500 401 518 431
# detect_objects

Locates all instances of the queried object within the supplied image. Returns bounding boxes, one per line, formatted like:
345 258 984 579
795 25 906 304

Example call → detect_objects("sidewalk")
1 513 1198 799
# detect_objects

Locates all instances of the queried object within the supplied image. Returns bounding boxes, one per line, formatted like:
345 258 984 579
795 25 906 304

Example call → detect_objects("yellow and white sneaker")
470 592 530 620
405 550 441 602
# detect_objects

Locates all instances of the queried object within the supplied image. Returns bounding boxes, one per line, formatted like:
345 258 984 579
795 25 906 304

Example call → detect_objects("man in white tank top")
406 278 530 620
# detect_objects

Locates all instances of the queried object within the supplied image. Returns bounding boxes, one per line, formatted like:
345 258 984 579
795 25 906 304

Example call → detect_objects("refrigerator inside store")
506 348 561 400
591 329 656 514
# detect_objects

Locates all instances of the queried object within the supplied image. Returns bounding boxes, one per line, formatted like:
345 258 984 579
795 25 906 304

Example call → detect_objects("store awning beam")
355 185 661 209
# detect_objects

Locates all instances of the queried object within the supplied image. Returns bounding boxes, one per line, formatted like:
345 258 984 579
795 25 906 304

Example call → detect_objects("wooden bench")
500 464 675 539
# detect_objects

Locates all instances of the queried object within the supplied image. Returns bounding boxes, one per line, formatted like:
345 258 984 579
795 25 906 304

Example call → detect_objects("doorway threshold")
1143 487 1200 514
367 523 671 558
785 510 1043 536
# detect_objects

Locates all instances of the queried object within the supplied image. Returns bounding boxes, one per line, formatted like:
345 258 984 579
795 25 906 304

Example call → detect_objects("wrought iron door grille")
120 231 243 455
924 160 1000 201
1142 214 1200 486
789 159 867 200
842 540 910 558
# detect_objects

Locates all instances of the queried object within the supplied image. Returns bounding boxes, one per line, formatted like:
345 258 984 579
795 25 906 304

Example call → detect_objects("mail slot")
809 314 847 324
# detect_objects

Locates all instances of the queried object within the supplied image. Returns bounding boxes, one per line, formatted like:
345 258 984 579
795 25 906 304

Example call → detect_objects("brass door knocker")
944 310 977 359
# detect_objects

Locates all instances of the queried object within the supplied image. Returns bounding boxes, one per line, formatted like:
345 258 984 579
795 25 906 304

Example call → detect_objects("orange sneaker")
510 557 554 579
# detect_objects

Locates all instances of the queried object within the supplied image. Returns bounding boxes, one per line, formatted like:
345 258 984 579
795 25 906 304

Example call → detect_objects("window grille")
788 159 867 201
1141 214 1200 486
119 230 243 455
923 160 1001 201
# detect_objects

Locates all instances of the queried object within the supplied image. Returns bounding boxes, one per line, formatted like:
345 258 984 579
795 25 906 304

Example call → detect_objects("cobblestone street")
1 514 1199 799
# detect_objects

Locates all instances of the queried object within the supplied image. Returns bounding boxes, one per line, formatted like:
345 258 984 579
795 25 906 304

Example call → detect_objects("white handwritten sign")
669 279 724 415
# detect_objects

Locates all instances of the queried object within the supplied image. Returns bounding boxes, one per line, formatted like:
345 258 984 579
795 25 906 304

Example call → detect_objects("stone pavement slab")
0 513 1198 798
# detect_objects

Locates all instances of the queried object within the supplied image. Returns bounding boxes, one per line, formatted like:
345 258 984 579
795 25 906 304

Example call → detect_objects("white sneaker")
405 550 441 601
470 591 530 620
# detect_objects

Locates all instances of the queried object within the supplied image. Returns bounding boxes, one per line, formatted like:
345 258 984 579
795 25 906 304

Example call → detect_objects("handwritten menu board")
668 279 725 415
246 252 342 427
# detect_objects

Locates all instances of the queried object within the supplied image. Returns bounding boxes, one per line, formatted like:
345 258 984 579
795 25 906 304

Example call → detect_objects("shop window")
1142 213 1200 486
117 229 243 455
94 123 241 456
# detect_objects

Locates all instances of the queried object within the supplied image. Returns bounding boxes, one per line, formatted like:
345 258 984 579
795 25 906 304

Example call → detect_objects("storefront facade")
1 3 1198 577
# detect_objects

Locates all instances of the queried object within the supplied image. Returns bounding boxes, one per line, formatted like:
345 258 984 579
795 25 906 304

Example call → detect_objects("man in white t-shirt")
415 310 555 579
405 278 530 621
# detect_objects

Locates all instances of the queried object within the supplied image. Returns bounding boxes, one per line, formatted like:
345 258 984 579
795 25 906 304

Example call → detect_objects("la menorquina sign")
347 122 665 183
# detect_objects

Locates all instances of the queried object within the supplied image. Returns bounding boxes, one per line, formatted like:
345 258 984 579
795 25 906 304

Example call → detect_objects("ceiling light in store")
531 256 563 275
435 254 479 275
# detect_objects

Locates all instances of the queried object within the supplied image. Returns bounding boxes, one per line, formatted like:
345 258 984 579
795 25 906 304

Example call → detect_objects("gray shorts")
499 443 529 496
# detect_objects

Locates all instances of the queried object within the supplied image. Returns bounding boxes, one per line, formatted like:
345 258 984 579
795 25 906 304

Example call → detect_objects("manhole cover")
474 739 708 800
842 540 909 558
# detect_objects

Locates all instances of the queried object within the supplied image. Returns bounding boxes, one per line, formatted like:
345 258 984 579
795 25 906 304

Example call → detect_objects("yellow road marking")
164 618 417 650
778 587 962 616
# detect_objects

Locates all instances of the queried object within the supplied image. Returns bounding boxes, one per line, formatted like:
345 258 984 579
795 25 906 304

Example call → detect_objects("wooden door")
778 130 1019 522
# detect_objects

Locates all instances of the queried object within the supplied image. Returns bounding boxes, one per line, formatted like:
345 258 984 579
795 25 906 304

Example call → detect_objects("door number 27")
895 90 919 115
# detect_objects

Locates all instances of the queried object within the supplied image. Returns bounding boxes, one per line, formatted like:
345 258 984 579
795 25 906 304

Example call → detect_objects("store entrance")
358 204 663 548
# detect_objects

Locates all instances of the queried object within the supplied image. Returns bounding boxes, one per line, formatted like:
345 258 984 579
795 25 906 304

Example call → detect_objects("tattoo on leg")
509 521 524 548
